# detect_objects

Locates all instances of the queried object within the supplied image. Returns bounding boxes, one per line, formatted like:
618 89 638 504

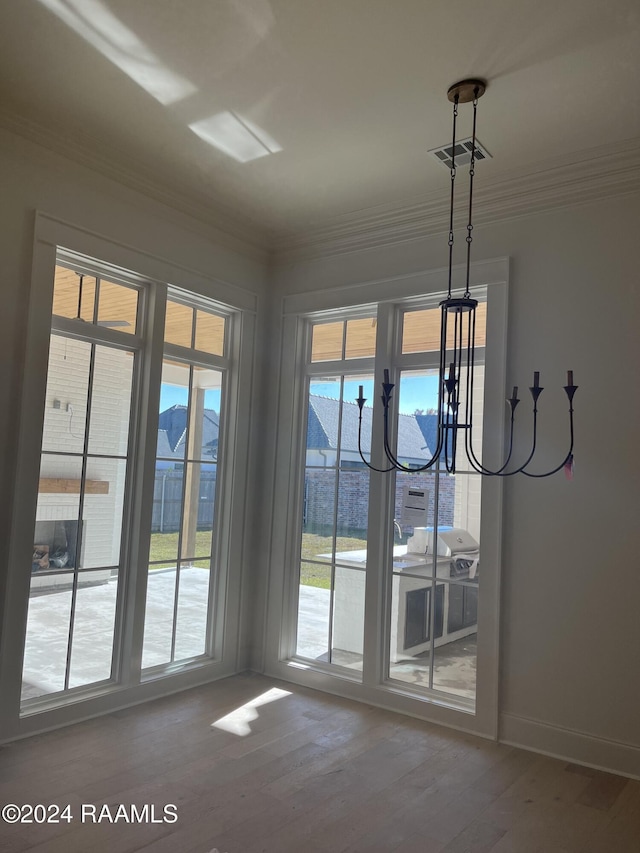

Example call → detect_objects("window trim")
0 213 256 740
264 257 508 739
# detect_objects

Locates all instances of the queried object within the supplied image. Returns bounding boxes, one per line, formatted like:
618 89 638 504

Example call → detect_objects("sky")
310 375 440 415
160 375 439 417
159 384 221 413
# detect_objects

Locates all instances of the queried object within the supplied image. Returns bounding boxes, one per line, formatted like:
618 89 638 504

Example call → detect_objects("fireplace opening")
32 520 81 572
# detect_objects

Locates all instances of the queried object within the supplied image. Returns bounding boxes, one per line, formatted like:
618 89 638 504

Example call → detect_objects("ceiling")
1 0 639 248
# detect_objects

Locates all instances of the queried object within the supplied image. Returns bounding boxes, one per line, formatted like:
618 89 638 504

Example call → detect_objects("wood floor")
1 673 638 853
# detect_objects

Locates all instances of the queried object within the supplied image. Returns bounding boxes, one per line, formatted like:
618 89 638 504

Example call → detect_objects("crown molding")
2 107 638 268
273 137 640 263
0 109 272 261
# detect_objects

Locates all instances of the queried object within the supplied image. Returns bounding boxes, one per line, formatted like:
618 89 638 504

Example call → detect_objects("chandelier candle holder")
356 78 577 478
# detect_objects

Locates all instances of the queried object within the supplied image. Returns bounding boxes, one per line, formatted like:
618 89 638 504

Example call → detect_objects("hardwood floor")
0 673 638 853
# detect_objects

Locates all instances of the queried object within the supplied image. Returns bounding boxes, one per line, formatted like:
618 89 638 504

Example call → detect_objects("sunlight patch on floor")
211 687 292 736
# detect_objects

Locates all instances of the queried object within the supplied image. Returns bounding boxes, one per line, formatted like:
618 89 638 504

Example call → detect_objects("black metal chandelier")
356 79 577 478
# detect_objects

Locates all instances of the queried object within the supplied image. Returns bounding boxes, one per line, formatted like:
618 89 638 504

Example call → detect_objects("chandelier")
356 79 577 478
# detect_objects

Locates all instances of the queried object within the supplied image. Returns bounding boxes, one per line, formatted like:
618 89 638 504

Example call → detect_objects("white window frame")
0 213 256 739
264 257 508 739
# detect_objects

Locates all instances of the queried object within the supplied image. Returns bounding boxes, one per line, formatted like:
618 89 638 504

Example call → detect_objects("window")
22 268 141 702
19 256 237 710
295 305 485 699
142 296 228 669
269 265 506 737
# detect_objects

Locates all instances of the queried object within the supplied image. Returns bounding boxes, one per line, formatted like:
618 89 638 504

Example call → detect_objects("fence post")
160 473 167 533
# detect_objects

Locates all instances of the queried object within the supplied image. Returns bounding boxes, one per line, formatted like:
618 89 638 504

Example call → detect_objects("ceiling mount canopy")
446 78 486 104
356 78 578 479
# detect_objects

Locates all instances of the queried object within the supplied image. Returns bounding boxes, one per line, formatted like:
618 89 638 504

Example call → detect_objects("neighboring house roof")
307 395 431 463
156 429 176 458
157 405 219 459
414 413 443 461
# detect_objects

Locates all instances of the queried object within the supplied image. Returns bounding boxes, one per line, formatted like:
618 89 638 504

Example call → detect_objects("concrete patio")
21 572 475 703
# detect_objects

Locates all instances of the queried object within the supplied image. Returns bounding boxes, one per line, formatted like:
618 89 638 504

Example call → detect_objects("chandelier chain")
446 94 459 300
464 92 479 299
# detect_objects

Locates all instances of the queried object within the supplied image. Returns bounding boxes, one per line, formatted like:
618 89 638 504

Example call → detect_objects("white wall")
265 192 640 774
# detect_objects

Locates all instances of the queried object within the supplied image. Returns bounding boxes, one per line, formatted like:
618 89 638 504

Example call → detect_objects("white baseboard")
500 712 640 780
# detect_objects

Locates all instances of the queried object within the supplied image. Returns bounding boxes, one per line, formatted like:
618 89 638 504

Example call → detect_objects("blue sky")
160 384 221 413
160 375 438 417
310 375 439 415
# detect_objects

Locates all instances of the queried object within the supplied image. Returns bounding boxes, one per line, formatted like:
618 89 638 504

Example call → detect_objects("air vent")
428 136 491 170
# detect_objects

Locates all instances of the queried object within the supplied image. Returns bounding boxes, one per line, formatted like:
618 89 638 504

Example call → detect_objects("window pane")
338 376 373 464
296 561 331 661
97 279 139 334
149 472 184 562
21 583 73 701
36 455 83 547
311 321 343 362
335 472 369 554
158 360 190 459
88 346 134 456
164 300 194 348
388 579 434 687
158 363 223 463
336 377 374 468
332 566 364 670
393 470 454 579
174 562 210 660
180 462 215 560
345 317 376 359
142 564 177 668
68 569 119 687
302 469 336 543
187 370 223 462
82 458 127 569
433 582 477 700
307 380 340 467
194 309 225 356
42 336 91 454
402 302 487 354
52 265 95 321
402 306 442 354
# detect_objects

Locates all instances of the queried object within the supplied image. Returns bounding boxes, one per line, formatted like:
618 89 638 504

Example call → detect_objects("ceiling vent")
428 136 491 169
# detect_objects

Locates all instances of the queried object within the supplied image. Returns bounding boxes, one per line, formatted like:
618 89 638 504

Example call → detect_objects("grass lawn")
300 531 367 588
149 531 213 565
148 530 368 588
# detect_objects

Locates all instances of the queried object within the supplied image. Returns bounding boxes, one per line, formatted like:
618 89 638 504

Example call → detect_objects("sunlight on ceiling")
190 111 283 163
211 687 292 736
37 0 197 105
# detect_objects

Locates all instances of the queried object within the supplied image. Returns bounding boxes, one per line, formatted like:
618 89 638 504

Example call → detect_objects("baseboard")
500 712 640 780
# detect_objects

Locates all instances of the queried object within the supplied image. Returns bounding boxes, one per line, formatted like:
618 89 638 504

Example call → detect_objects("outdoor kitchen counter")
319 546 478 582
317 546 479 660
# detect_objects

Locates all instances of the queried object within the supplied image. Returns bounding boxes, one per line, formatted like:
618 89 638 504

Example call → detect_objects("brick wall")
304 468 456 535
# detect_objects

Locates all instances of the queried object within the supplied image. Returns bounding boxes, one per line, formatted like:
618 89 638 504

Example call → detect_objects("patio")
21 573 475 703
